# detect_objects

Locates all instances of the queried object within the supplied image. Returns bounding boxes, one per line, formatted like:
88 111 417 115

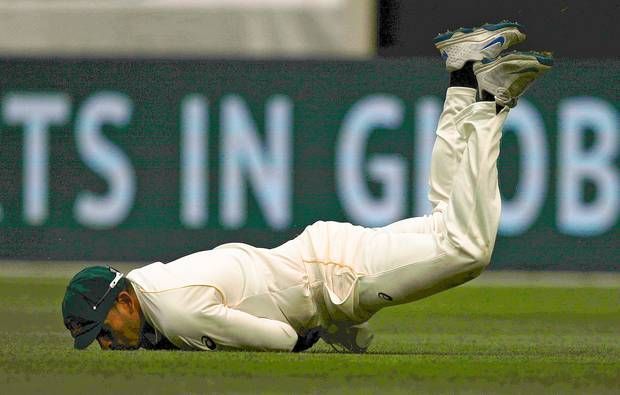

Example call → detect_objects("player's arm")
190 303 300 351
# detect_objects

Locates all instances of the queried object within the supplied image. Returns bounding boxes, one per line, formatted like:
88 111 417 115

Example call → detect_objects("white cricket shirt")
126 242 322 351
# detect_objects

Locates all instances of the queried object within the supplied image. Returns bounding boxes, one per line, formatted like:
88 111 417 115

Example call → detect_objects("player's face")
96 321 139 350
96 291 142 350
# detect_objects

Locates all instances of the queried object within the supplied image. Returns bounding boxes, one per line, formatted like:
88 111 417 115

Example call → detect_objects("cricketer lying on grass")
62 21 552 353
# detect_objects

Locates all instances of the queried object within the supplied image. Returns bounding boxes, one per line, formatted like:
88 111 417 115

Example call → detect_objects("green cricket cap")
62 266 126 349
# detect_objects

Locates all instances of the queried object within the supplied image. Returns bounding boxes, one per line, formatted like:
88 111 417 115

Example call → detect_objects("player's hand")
291 326 323 352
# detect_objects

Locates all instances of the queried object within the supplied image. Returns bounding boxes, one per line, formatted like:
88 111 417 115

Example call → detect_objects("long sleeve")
151 287 297 351
127 258 308 353
186 303 299 352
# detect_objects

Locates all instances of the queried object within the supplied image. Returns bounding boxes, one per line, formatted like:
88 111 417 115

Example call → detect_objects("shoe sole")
434 20 524 47
474 50 554 74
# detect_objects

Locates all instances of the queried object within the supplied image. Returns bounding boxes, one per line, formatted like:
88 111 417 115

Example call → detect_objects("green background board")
0 57 617 270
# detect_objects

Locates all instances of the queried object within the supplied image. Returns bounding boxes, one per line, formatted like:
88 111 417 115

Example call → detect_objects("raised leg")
378 86 476 235
428 87 477 212
289 101 506 322
355 102 507 314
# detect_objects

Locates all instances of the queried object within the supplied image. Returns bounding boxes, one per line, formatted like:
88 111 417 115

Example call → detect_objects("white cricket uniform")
126 87 506 352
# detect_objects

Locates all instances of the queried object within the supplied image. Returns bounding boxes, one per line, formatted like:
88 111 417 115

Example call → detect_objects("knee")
463 241 493 271
446 246 491 285
445 235 493 272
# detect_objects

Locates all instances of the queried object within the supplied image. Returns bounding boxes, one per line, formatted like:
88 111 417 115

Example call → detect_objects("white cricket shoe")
474 51 554 108
434 20 526 71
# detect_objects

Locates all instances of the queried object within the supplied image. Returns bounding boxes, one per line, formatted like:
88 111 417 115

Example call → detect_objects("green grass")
0 273 619 394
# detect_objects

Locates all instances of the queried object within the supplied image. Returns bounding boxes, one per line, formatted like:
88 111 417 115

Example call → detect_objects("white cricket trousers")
281 87 507 323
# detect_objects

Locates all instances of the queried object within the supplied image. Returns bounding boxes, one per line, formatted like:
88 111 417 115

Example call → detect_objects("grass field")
1 266 619 394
